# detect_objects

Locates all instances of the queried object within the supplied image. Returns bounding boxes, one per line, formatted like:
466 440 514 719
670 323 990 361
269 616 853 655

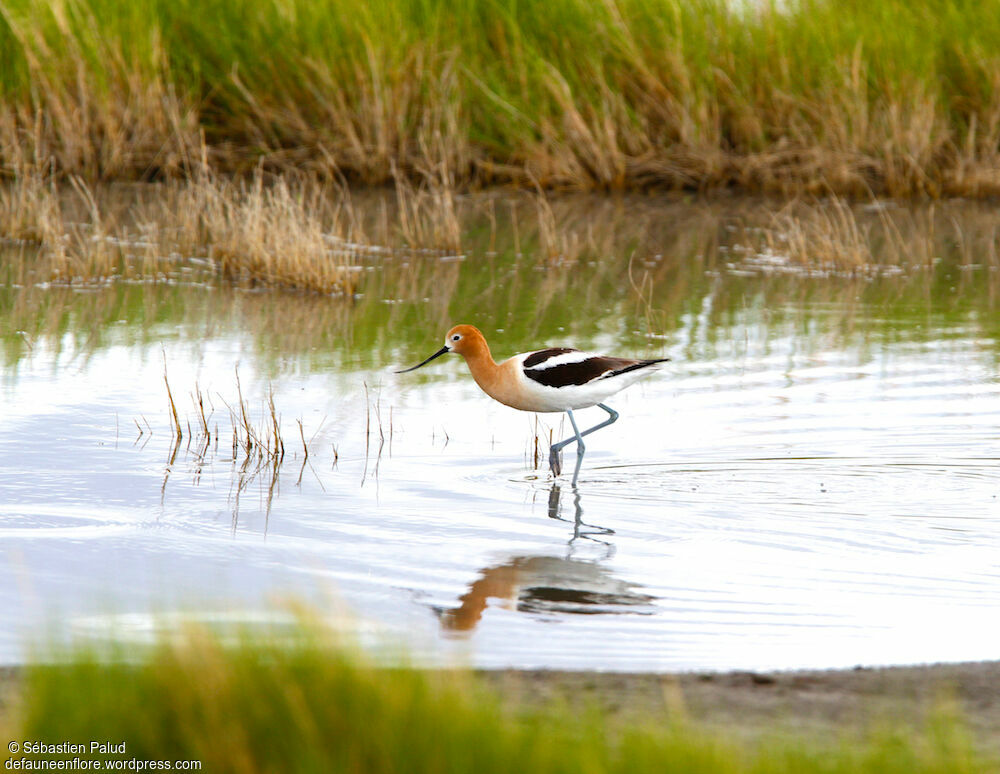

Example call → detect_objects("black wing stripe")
522 348 577 368
525 356 621 388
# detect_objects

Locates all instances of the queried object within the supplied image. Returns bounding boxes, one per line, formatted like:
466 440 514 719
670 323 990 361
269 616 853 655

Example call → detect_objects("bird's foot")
549 447 562 477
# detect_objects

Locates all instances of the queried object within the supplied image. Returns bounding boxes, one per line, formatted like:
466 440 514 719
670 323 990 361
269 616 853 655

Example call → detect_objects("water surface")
2 194 999 670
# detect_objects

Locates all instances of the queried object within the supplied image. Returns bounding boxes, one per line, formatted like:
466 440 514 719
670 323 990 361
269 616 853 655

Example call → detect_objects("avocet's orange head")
395 324 489 373
442 324 487 358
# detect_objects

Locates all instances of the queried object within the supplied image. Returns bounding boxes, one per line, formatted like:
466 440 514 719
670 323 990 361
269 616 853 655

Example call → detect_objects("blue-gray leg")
548 403 620 486
565 409 586 487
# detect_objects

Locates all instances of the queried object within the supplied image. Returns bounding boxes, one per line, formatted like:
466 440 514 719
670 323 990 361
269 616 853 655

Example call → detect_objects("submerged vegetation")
3 186 1000 371
0 168 465 291
3 168 1000 294
1 0 1000 195
2 625 993 773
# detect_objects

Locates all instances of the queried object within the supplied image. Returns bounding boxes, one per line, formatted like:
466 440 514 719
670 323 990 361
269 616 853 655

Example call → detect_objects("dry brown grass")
0 170 132 283
167 172 358 295
0 4 200 180
752 198 883 271
0 163 57 243
0 161 468 292
720 193 1000 282
734 197 997 274
4 159 1000 304
392 171 462 254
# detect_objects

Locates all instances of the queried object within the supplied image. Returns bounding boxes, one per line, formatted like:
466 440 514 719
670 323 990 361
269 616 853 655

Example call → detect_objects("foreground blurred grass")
2 0 1000 194
2 625 993 773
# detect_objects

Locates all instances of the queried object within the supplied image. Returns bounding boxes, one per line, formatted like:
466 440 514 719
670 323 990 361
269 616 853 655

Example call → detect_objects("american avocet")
397 324 669 486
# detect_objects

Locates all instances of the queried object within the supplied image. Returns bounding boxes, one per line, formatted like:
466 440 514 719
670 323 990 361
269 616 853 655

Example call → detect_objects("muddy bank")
480 661 1000 753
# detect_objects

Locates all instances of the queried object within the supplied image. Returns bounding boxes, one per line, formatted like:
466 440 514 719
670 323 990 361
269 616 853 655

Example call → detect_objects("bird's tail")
606 357 670 378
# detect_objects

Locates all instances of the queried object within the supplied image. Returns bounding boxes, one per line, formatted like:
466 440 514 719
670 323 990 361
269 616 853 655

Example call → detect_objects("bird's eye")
451 334 461 341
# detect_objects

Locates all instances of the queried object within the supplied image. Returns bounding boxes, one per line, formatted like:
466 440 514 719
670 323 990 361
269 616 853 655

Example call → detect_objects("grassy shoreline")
1 641 997 772
2 0 1000 195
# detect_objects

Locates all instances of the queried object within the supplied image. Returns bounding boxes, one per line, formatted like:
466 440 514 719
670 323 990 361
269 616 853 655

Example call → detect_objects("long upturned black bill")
395 346 449 373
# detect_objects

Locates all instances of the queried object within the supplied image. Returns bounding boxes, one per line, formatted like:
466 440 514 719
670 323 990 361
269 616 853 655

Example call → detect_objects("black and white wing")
521 348 666 388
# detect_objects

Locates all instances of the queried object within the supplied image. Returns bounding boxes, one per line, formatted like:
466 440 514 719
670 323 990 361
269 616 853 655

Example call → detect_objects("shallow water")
2 195 999 670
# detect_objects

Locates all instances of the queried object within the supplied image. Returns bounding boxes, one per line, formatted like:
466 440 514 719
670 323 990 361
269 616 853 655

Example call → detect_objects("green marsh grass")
3 0 1000 194
5 623 994 773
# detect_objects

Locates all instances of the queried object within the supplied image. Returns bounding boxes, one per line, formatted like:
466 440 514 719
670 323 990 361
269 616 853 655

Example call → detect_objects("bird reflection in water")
439 484 656 633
